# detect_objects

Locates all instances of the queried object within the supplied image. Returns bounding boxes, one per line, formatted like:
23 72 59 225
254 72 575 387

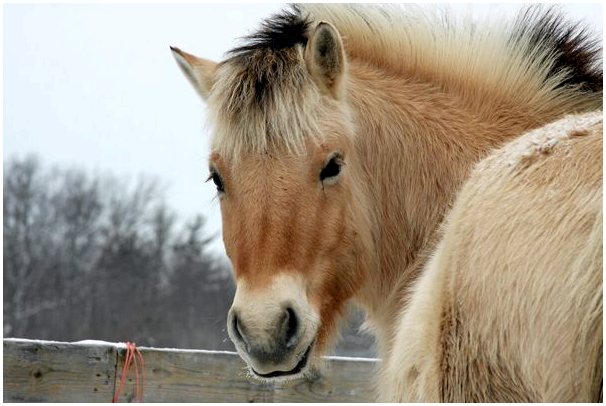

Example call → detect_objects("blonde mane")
301 4 601 115
208 4 601 160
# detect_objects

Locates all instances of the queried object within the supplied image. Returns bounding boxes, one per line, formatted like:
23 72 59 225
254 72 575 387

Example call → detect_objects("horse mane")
299 4 602 92
210 4 602 159
512 6 602 93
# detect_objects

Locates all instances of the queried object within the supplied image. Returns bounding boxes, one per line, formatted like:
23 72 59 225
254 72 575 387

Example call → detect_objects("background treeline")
3 155 374 357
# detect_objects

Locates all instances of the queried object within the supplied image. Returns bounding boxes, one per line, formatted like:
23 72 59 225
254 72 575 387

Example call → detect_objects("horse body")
382 111 603 402
172 4 602 400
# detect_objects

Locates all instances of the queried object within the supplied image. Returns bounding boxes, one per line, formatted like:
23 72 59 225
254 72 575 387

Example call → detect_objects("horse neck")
346 60 564 357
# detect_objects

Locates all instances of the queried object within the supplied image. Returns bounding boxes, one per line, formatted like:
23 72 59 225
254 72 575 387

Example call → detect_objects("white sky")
3 3 603 257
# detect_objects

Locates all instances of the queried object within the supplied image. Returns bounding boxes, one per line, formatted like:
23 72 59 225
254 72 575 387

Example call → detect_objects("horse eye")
320 155 343 182
207 171 224 193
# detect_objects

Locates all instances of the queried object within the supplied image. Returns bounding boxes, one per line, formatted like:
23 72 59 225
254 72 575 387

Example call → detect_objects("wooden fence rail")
3 338 379 402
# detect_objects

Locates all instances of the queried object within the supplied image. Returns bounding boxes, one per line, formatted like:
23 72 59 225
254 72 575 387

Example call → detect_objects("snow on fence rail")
3 338 378 402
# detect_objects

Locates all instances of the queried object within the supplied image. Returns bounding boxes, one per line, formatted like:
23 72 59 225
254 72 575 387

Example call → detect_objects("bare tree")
3 156 230 346
3 156 56 336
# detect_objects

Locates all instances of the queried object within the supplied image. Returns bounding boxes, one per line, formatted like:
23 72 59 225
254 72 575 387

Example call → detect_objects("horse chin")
249 341 316 383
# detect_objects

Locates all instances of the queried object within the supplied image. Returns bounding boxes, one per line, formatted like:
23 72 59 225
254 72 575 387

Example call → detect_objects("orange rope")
112 342 145 402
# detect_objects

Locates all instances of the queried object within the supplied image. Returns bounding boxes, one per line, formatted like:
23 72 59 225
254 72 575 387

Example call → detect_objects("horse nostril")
232 312 249 349
284 307 299 348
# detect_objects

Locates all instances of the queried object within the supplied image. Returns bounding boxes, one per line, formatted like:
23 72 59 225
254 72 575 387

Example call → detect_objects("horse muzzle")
226 274 320 380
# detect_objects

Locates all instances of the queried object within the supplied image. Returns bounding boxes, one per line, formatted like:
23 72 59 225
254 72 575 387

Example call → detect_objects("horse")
171 4 602 401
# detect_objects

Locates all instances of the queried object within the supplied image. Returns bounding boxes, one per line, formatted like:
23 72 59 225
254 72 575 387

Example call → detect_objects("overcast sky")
4 3 602 256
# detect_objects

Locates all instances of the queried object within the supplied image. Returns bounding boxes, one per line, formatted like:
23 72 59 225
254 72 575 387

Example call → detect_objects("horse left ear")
170 46 217 101
304 22 346 100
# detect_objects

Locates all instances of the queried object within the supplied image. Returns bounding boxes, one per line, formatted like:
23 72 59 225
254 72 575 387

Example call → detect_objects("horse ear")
304 22 346 99
170 46 217 101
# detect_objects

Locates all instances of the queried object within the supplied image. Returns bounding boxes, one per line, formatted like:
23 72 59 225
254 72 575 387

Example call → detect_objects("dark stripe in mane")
228 5 310 57
226 5 602 96
220 5 601 116
512 6 603 93
223 6 310 107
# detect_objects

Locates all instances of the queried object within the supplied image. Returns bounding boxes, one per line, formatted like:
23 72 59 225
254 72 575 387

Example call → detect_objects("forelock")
228 5 310 57
207 6 327 159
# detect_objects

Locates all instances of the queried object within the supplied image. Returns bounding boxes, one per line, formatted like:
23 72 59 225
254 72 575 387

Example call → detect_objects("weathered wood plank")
114 348 274 403
4 339 378 402
3 339 118 402
271 357 378 402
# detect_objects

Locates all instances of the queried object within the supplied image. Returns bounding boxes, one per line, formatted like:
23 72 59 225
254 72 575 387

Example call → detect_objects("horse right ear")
170 46 217 101
304 22 347 100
